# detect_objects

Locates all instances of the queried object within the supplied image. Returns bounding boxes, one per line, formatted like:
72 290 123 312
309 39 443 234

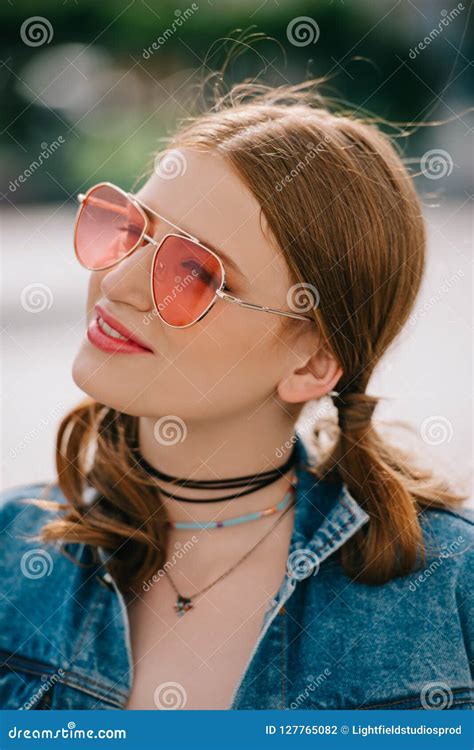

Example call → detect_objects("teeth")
97 316 129 341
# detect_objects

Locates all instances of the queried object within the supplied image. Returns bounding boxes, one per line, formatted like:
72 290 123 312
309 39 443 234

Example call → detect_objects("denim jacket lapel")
286 431 369 568
229 433 370 708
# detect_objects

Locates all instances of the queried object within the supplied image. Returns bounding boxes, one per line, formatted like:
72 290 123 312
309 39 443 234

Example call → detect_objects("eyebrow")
137 195 248 282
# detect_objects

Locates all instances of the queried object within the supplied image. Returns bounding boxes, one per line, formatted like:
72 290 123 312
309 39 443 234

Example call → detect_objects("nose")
99 240 156 313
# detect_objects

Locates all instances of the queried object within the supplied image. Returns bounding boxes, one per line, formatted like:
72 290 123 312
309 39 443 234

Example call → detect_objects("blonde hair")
38 80 467 590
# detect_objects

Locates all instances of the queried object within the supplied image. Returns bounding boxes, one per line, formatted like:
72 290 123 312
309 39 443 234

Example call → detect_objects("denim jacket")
1 434 473 710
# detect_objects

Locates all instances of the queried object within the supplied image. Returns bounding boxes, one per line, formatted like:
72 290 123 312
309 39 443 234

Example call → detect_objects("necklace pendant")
174 594 193 616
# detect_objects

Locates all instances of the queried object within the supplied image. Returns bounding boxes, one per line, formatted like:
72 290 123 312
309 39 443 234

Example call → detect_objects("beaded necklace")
167 478 296 530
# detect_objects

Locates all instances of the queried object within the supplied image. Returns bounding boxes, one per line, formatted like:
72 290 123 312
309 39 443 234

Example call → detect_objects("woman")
1 82 472 711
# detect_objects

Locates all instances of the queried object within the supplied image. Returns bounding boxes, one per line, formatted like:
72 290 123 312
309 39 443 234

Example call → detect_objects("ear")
277 343 343 405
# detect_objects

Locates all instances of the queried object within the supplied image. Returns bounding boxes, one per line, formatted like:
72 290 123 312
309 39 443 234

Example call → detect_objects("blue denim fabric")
1 433 473 710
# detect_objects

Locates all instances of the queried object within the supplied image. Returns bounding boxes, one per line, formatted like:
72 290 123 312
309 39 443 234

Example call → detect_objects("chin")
72 347 119 408
72 349 157 417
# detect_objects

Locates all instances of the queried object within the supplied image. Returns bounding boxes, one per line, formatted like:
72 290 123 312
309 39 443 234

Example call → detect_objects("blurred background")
1 0 472 494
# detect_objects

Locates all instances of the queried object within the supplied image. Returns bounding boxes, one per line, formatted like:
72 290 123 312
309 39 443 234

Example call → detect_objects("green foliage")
1 0 470 202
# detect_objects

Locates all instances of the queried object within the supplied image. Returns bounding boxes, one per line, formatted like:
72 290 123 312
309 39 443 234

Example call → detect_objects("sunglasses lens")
153 236 223 326
75 184 146 269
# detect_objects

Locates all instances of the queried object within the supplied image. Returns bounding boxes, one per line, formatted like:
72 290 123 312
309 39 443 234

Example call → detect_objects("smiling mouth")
87 312 153 354
96 314 129 341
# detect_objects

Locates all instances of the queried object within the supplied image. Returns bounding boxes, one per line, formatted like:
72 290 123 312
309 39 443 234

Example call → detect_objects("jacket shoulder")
0 481 62 533
0 483 126 708
419 504 474 567
0 482 91 592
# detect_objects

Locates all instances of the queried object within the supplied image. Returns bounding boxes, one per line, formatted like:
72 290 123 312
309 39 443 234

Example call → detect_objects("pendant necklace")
165 479 297 616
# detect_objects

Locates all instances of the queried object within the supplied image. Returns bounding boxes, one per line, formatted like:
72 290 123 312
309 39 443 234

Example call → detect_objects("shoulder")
0 481 61 528
292 501 474 710
0 482 66 564
0 482 94 606
302 498 474 606
0 484 127 708
419 501 474 530
418 504 474 576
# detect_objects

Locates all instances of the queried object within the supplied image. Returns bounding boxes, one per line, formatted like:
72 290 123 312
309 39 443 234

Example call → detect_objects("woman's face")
72 148 316 420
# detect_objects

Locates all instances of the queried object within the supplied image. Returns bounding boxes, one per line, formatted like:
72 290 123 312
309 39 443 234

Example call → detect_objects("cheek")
210 303 288 352
169 307 288 393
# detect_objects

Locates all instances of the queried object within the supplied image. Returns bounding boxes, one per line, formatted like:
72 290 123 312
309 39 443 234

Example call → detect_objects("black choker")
131 441 298 503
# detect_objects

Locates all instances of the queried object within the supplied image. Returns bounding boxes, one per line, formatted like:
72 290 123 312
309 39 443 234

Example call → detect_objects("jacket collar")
243 432 371 665
290 432 370 566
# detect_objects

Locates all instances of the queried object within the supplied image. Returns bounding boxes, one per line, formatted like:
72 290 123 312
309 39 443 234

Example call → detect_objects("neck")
137 405 300 525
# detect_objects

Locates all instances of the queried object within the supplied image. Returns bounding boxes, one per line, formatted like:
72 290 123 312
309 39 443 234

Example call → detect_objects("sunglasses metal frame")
75 181 314 329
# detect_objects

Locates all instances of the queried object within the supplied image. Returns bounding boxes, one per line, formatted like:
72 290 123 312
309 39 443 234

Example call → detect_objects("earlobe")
277 348 343 405
277 373 315 404
278 371 335 404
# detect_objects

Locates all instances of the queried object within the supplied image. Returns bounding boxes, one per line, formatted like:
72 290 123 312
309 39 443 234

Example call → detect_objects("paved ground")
1 200 472 500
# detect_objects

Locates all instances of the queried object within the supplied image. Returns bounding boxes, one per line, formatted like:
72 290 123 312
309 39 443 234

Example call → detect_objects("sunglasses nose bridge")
124 233 159 269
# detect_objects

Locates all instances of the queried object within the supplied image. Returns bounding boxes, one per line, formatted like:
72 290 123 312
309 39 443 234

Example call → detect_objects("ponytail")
310 390 467 584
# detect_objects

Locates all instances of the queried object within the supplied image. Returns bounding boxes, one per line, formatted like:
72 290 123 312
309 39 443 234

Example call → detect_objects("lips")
87 304 154 354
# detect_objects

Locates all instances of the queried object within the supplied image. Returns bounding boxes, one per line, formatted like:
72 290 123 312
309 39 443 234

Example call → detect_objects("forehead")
136 148 291 288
